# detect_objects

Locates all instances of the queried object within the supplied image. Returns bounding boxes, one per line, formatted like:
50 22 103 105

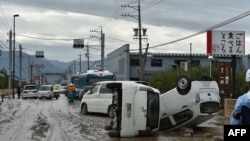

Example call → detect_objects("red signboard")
218 61 231 90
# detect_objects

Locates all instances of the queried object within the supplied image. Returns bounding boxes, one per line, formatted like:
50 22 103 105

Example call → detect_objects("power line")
148 10 250 49
17 34 90 41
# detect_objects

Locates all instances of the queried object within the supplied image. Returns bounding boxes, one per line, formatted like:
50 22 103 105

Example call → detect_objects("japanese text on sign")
218 61 231 90
207 30 245 55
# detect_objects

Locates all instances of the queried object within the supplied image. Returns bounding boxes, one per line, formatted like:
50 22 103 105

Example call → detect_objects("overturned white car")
159 75 221 131
104 81 161 137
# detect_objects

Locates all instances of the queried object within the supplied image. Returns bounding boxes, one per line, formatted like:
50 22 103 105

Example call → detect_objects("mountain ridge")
0 50 95 83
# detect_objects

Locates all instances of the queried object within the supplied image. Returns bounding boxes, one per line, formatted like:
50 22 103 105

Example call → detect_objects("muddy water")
0 95 224 141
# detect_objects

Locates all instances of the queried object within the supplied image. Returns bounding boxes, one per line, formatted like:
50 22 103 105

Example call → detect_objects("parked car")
21 85 38 99
37 85 57 99
60 86 67 94
159 75 221 131
80 81 114 117
79 86 92 100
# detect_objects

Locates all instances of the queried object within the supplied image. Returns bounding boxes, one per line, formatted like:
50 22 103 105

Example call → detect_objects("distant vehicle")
79 86 92 99
21 85 38 99
53 84 61 98
69 74 80 85
80 81 114 117
60 79 68 87
37 85 58 99
75 69 116 99
103 81 160 137
159 75 221 131
60 85 67 94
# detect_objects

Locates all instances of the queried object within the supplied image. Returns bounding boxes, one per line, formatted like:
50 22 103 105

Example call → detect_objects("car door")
84 83 100 112
96 83 113 114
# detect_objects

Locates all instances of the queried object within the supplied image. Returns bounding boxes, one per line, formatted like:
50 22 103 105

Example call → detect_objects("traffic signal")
36 54 44 58
73 43 84 48
73 39 84 48
36 51 44 58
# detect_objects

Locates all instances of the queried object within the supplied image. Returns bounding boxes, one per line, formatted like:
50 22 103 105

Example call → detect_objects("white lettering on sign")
228 129 247 136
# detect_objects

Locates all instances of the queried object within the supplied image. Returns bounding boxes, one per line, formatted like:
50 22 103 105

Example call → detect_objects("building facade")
107 44 250 81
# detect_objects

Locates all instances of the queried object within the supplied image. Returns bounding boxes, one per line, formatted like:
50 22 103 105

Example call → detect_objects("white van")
103 81 161 137
80 81 115 117
159 75 221 130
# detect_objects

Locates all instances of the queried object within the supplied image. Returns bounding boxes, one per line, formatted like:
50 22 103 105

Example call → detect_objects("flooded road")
0 95 224 141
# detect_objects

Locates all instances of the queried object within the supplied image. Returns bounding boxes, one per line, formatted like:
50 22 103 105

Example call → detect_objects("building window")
191 60 200 67
151 59 162 67
130 59 140 66
174 60 200 67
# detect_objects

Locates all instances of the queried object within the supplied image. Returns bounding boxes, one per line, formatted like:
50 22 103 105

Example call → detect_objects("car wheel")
199 75 212 81
108 131 120 137
108 105 115 118
176 75 191 95
81 103 88 115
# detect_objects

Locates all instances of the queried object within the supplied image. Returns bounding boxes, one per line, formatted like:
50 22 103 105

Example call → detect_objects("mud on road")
0 95 224 141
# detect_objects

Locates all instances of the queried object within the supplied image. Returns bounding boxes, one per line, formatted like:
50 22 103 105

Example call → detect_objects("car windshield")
40 86 50 91
53 85 61 90
24 86 36 90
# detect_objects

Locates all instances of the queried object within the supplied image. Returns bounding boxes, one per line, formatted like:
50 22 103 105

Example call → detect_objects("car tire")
108 131 120 137
176 75 191 95
81 103 88 115
108 105 115 118
199 75 212 81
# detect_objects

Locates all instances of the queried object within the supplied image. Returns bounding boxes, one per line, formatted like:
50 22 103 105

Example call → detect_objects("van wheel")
108 131 120 137
176 75 191 95
81 103 88 115
105 125 113 130
108 105 115 118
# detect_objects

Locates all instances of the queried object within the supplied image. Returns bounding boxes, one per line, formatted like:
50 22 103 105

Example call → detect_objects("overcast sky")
0 0 250 62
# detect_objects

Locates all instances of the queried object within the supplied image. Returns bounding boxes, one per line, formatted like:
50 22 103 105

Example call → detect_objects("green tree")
0 68 9 89
148 65 248 98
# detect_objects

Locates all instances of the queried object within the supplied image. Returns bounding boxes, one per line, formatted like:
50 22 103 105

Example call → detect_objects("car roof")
41 85 52 87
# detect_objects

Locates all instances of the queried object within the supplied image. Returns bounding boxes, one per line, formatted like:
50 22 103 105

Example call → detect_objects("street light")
208 55 214 77
12 14 19 99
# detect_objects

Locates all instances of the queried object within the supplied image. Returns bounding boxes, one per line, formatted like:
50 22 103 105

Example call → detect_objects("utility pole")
30 62 34 84
13 14 19 98
90 26 105 70
19 44 22 87
74 60 76 74
86 44 90 70
8 30 12 99
121 0 147 81
189 43 192 70
79 54 82 73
